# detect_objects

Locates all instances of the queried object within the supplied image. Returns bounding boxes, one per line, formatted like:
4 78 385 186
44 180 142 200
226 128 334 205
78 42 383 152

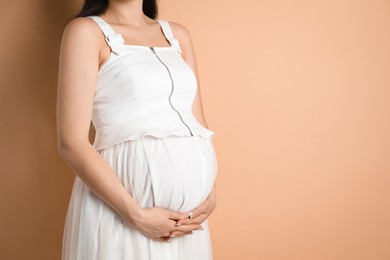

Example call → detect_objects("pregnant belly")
99 135 218 212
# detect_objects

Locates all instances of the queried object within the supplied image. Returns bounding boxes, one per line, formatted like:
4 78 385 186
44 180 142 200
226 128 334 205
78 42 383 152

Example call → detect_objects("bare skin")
57 0 217 243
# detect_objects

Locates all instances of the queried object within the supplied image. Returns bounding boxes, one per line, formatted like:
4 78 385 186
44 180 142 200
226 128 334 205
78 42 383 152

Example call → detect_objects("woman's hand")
167 185 217 240
128 206 204 242
168 195 217 239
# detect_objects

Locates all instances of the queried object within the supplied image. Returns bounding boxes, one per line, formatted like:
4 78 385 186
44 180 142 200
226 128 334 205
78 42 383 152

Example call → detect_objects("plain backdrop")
0 0 389 259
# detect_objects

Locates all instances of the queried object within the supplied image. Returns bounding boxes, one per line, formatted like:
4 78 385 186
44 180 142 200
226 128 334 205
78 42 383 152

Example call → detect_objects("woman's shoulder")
63 16 100 35
60 17 103 48
164 20 195 57
164 20 192 40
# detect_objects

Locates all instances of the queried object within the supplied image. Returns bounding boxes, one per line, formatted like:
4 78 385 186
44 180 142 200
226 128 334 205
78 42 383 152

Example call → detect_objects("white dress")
62 15 218 260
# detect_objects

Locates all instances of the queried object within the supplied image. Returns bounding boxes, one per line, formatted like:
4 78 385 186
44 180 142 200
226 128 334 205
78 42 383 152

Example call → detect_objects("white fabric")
62 15 218 260
86 15 215 151
62 136 217 260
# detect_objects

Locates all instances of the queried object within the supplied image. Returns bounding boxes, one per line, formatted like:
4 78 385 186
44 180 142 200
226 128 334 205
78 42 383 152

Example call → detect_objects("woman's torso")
87 15 215 151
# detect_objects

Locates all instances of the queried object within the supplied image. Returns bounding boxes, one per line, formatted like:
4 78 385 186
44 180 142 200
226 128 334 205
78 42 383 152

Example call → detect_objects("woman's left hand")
166 186 217 240
158 185 217 242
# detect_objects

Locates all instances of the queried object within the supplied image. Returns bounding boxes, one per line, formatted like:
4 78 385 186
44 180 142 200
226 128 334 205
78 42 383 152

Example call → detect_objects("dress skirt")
62 135 218 260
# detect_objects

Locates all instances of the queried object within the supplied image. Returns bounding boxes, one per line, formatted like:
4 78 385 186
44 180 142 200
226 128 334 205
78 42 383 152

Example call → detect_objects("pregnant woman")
56 0 218 259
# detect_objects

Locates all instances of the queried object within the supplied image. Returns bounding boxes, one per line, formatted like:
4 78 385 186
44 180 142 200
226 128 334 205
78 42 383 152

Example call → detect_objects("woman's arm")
57 17 143 227
57 18 201 241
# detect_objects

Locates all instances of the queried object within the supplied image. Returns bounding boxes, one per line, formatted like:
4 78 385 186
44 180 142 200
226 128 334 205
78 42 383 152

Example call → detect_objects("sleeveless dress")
61 15 218 260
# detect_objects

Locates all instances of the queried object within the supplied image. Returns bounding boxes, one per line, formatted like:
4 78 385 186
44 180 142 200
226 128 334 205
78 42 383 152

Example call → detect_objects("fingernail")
175 222 181 226
198 226 204 230
169 234 176 237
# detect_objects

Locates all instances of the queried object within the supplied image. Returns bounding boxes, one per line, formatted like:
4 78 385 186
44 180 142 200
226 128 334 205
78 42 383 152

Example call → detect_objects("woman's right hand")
127 206 204 242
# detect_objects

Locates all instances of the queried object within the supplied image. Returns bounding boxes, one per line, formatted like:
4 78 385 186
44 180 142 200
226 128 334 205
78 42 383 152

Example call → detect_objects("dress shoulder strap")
156 19 182 54
87 15 125 55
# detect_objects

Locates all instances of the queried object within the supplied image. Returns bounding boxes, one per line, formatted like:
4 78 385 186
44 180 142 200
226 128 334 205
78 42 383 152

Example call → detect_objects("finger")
188 202 208 217
152 237 167 242
153 236 173 243
187 207 201 220
170 210 197 224
176 213 208 226
169 210 192 220
173 224 204 233
170 231 193 237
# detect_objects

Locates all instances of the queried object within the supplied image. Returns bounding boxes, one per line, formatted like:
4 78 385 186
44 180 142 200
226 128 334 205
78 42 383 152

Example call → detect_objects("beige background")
1 0 390 259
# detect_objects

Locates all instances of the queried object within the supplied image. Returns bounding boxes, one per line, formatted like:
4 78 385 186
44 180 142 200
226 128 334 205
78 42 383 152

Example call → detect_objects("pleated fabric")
62 135 218 260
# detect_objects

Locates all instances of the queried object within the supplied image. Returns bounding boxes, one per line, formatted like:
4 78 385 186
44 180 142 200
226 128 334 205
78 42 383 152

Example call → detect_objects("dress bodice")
87 15 215 150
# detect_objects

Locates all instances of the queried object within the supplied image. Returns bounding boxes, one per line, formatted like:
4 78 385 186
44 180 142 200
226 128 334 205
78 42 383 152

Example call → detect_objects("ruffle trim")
93 130 215 151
